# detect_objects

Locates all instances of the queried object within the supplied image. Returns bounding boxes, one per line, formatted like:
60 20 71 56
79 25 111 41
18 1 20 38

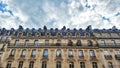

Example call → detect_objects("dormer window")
85 32 90 37
67 40 73 46
57 32 62 38
27 33 32 37
17 32 23 37
76 32 80 37
45 32 51 38
67 33 72 37
35 32 40 37
6 31 10 36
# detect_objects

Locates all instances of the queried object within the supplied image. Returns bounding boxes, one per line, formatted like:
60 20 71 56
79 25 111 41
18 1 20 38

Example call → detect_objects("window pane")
29 61 34 68
79 50 83 57
42 61 47 68
10 49 15 56
34 40 39 46
18 61 23 68
69 50 73 57
108 62 113 68
80 62 85 68
14 40 19 46
92 62 98 68
69 62 74 68
24 40 29 46
6 61 12 68
31 50 36 57
43 49 48 57
21 50 26 57
45 40 49 46
90 50 95 56
56 61 61 68
56 50 61 57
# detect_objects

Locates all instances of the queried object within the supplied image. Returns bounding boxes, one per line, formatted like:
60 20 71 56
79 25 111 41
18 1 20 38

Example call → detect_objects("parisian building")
0 25 120 68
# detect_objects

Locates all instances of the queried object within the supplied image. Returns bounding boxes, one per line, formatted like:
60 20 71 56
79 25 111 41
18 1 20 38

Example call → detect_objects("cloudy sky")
0 0 120 29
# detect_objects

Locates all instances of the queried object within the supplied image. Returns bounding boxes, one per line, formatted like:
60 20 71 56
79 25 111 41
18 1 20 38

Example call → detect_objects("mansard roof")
0 25 120 36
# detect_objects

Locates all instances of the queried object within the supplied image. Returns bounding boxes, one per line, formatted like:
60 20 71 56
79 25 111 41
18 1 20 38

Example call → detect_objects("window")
17 33 23 37
92 62 98 68
6 37 10 42
35 32 40 37
86 33 90 37
31 49 36 57
56 40 61 46
76 40 81 46
67 40 73 46
14 40 19 46
0 53 2 59
45 40 49 46
10 49 15 56
34 40 39 46
90 50 95 58
6 61 12 68
56 49 61 57
101 40 106 46
111 40 116 46
21 50 26 57
27 33 32 37
56 61 61 68
29 61 34 68
45 33 50 37
18 61 23 68
57 33 62 37
108 62 113 68
42 61 47 68
43 49 48 57
79 50 84 57
6 31 10 36
24 40 29 46
87 40 93 46
80 62 85 68
76 33 80 37
67 33 72 37
69 62 74 68
68 50 73 57
1 44 6 51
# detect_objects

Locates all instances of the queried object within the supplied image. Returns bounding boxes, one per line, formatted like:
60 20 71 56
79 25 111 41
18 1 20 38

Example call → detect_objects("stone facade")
0 26 120 68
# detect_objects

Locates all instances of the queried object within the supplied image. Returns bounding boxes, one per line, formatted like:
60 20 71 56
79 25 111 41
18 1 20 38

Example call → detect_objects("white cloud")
0 0 120 29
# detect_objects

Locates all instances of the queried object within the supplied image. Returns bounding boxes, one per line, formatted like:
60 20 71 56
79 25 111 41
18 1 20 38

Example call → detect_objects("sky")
0 0 120 29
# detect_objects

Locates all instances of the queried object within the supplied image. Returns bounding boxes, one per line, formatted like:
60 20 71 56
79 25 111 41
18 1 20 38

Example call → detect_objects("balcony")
68 55 74 58
7 55 14 60
104 55 112 60
115 54 120 60
79 56 84 59
56 43 61 46
99 43 120 48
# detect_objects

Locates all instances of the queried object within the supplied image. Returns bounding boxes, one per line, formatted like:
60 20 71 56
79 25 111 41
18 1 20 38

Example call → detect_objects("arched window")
57 33 62 37
21 50 26 57
79 50 84 58
87 40 93 46
76 40 81 46
17 32 23 37
27 33 32 37
29 61 34 68
56 49 62 57
67 40 73 46
69 61 74 68
43 49 48 57
31 49 36 57
10 49 16 56
80 62 85 68
85 32 90 37
67 33 72 37
92 62 98 68
76 32 80 37
14 40 19 46
34 40 39 46
35 32 40 37
18 61 23 68
45 32 51 38
6 61 12 68
68 50 73 57
42 61 47 68
56 40 61 46
24 40 29 46
90 50 95 58
56 61 61 68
